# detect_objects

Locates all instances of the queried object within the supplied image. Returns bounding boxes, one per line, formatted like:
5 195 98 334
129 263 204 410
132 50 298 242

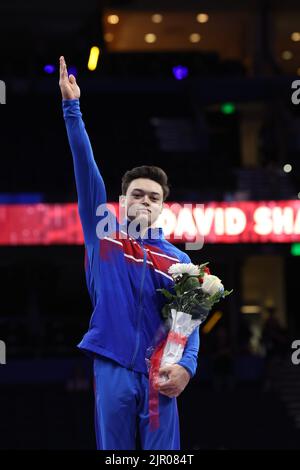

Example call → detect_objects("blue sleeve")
62 99 108 244
177 327 200 378
180 252 192 264
177 250 200 378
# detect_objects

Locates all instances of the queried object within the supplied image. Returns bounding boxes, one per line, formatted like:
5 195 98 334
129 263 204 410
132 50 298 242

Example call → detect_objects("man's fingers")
59 56 68 81
159 367 171 375
159 383 173 392
158 380 171 389
159 389 171 395
160 390 176 398
158 387 167 393
59 56 64 79
159 392 171 398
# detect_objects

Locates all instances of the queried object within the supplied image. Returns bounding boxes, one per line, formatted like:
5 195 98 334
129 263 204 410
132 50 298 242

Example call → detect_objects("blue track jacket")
63 99 200 377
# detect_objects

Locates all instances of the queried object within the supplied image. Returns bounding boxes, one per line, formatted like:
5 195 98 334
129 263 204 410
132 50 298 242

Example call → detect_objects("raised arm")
59 56 107 243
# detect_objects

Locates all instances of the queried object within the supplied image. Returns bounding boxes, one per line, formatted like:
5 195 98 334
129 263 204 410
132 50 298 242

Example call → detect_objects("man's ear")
119 195 126 208
119 195 127 222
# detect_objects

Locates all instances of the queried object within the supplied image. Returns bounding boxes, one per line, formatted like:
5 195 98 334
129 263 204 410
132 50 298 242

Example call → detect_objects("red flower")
199 266 210 283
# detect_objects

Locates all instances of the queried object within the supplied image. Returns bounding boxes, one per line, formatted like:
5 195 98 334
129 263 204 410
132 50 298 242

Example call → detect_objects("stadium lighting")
107 14 119 25
283 164 292 173
44 65 56 74
172 65 189 80
88 47 100 71
221 103 236 114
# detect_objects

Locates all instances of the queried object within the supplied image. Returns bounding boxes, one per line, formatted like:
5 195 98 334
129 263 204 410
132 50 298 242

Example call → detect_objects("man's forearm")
63 99 107 241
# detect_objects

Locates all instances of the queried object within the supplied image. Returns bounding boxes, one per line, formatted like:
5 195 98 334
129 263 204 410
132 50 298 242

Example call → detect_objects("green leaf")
161 304 171 320
199 262 209 269
199 262 209 274
157 288 175 301
181 276 200 291
174 283 183 296
222 289 233 298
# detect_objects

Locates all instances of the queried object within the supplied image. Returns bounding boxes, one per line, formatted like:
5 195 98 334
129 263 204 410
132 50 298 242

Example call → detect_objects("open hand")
59 56 80 100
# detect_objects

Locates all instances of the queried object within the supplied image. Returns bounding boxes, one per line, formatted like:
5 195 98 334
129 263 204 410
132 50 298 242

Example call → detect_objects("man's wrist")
62 98 79 102
177 363 193 378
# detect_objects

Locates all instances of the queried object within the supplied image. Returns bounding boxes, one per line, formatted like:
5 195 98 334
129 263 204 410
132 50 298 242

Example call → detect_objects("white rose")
168 263 200 278
202 274 224 295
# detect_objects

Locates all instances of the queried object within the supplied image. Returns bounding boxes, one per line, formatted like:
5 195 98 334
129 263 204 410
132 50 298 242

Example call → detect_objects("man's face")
123 178 164 227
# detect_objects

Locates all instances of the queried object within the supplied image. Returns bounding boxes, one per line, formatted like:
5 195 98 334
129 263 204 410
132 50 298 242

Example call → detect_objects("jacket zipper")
129 238 147 369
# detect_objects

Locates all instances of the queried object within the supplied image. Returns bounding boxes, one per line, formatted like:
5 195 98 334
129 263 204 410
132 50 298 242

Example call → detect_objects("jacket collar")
119 218 165 242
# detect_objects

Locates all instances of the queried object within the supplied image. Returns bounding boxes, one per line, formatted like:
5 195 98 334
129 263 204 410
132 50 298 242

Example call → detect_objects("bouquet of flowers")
147 261 232 430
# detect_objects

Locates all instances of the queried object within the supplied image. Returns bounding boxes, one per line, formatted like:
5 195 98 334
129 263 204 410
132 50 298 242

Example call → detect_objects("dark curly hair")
121 165 170 201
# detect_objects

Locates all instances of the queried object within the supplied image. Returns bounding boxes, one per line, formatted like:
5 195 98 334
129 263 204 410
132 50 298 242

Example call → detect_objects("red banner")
1 200 300 245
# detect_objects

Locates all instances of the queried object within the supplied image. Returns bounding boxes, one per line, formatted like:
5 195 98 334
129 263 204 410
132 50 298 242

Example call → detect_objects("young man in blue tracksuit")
59 56 200 450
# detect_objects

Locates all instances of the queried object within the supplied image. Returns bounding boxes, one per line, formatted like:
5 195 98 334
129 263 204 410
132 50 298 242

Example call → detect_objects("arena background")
0 0 300 450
